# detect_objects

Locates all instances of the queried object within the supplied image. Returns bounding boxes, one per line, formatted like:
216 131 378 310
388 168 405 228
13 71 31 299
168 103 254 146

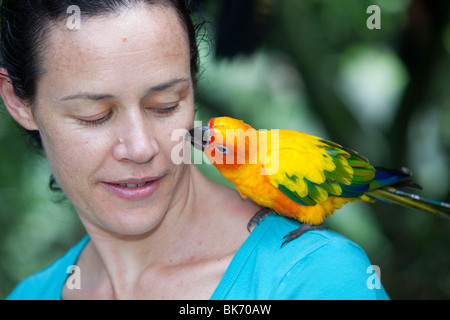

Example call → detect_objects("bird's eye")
215 145 229 154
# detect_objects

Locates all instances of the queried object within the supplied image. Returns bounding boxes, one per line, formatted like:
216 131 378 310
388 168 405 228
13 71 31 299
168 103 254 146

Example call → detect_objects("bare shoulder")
189 165 260 241
194 168 260 223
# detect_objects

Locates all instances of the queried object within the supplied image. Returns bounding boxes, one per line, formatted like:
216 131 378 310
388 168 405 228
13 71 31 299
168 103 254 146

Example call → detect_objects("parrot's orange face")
189 117 257 166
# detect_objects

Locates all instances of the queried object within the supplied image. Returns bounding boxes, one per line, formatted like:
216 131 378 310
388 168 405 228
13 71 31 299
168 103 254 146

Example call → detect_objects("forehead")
39 4 190 94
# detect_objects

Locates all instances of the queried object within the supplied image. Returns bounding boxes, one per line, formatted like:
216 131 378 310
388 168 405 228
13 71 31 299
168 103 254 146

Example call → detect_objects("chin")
78 199 168 238
117 203 171 232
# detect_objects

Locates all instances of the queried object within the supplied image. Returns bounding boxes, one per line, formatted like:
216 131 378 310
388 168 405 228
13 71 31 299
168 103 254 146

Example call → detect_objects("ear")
0 68 39 131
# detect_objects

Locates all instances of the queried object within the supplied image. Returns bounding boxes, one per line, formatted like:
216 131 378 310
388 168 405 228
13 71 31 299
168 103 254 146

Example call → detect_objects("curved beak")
188 125 210 151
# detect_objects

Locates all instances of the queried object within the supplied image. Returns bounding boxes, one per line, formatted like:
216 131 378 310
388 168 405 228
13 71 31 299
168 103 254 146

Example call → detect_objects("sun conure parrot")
189 116 450 247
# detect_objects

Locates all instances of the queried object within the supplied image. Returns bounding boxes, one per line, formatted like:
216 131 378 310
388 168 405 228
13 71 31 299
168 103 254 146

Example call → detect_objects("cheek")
159 111 194 150
39 124 106 186
33 100 100 168
159 128 189 166
46 138 87 181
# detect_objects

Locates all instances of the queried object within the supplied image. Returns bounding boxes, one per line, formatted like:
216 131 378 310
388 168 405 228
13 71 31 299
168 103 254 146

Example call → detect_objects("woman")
1 0 388 300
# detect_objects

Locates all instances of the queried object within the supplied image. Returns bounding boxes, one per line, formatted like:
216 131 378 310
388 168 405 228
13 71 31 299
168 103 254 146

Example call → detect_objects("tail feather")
369 167 413 191
367 187 450 219
366 167 450 219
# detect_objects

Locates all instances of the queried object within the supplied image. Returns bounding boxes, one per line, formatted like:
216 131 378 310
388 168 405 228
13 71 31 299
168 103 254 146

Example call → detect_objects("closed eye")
150 104 180 116
77 112 112 127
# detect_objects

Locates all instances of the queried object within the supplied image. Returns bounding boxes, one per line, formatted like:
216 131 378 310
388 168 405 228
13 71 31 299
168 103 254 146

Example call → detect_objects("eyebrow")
59 78 190 101
146 78 190 93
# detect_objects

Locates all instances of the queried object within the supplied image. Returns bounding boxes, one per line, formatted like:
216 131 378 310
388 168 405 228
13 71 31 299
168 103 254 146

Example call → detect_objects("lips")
102 177 162 201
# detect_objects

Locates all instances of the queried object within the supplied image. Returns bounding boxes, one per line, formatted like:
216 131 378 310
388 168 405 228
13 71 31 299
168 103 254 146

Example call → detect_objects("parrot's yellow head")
189 117 258 167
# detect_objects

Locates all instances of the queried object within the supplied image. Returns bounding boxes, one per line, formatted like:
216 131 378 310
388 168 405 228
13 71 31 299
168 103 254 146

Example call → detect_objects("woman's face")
31 5 194 235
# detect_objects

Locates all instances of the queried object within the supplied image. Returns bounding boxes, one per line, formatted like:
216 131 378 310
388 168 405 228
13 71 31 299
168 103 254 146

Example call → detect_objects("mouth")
188 126 210 151
115 182 150 188
102 177 162 200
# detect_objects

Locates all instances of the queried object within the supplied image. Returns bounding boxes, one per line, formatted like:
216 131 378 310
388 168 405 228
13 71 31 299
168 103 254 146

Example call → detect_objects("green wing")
265 130 376 206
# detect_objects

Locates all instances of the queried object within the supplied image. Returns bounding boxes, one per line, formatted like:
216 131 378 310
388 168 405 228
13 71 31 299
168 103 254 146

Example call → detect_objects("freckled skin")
32 6 194 235
0 5 260 300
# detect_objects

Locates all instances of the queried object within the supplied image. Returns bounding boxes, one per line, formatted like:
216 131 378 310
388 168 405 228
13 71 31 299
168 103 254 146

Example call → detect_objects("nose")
113 113 159 163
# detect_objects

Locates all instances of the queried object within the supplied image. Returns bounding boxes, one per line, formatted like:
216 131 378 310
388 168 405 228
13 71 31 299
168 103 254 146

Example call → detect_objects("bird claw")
281 223 327 248
247 207 272 232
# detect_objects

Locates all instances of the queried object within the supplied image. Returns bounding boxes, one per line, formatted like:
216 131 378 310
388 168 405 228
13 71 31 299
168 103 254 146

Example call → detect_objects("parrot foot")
281 223 327 248
247 207 272 232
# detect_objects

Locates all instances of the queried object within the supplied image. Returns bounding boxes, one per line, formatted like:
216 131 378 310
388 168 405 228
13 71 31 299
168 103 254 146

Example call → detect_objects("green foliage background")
1 0 449 299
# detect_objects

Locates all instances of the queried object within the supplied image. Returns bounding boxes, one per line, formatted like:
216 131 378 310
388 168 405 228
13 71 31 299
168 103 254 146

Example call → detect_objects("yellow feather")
264 130 337 201
197 116 450 243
